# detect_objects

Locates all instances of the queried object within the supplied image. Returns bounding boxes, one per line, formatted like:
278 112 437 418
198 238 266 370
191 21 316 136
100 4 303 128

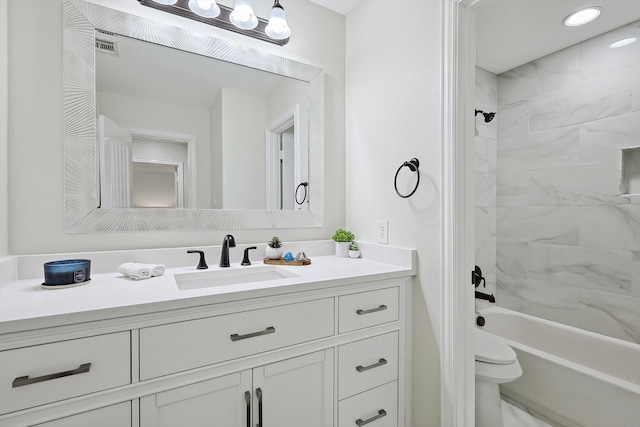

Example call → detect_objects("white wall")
0 0 8 256
221 88 266 209
345 1 442 425
6 0 345 254
210 95 223 209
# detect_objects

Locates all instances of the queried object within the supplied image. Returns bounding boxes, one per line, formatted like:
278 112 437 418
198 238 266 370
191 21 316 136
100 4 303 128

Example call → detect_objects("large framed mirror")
63 0 324 232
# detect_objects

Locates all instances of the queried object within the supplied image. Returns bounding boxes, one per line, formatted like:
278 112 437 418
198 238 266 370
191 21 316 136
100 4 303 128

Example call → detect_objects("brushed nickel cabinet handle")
356 409 387 426
356 305 387 315
255 387 263 427
245 391 251 427
230 326 276 342
356 358 388 372
12 363 92 388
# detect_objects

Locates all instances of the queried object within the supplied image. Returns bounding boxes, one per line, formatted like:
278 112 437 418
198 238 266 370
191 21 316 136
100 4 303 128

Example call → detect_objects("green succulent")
268 236 282 248
349 242 359 251
332 228 355 243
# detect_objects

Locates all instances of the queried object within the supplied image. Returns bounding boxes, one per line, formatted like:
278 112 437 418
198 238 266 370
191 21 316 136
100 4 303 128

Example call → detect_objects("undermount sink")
175 265 299 291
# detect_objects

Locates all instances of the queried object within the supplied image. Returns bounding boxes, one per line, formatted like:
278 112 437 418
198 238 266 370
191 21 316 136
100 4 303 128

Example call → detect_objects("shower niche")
620 146 640 197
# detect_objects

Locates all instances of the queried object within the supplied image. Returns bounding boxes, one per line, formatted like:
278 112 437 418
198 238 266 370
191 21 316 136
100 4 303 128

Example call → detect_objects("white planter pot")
265 247 283 260
335 242 350 258
348 250 360 259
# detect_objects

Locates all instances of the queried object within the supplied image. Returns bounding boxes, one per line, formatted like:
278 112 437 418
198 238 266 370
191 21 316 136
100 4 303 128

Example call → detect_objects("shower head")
475 109 496 123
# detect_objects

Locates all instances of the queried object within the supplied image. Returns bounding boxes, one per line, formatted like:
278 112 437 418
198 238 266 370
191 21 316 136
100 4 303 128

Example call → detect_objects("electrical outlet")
378 220 388 244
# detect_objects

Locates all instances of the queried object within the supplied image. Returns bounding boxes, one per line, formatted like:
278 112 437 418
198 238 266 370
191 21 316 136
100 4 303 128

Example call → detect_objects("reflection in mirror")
63 0 324 232
95 31 309 210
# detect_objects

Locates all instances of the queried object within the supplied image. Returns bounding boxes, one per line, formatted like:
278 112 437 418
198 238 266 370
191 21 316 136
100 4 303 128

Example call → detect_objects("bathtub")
479 306 640 427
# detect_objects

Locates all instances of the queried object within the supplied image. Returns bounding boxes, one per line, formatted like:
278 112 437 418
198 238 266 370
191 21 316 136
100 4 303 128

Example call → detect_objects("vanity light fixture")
141 0 291 45
265 0 291 40
609 37 638 48
563 6 602 27
187 0 221 18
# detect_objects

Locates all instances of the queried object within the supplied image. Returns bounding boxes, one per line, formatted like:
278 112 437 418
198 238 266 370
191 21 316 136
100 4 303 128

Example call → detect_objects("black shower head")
475 109 496 123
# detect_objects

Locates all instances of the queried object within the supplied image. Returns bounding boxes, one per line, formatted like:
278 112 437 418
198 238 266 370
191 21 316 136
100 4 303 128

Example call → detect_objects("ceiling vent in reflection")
95 38 119 56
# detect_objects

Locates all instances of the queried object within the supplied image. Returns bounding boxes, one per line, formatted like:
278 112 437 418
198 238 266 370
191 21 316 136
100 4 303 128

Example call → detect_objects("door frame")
129 128 197 209
441 0 478 426
265 105 302 210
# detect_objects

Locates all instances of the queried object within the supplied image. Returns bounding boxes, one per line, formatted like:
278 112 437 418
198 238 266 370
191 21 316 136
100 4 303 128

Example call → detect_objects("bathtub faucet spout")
475 291 495 303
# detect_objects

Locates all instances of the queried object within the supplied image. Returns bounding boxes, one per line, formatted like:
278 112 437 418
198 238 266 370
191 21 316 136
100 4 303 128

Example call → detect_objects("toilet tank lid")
475 328 517 364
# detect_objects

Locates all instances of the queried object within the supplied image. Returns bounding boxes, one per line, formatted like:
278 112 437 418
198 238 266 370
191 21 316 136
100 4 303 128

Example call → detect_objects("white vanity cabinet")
0 277 411 427
32 403 132 427
140 350 333 427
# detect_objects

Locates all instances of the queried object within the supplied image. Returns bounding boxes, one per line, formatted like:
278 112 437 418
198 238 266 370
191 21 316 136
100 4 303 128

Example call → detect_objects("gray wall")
475 20 640 344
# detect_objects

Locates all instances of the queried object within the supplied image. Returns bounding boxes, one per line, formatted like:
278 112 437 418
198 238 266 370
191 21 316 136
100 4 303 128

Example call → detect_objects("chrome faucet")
219 234 236 268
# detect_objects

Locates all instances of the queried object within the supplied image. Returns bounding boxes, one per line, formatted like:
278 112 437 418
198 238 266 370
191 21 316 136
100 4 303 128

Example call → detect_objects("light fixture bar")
138 0 289 46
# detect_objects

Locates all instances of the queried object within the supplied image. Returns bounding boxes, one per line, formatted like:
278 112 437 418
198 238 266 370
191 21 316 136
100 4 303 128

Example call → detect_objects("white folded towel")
143 263 165 277
118 263 152 280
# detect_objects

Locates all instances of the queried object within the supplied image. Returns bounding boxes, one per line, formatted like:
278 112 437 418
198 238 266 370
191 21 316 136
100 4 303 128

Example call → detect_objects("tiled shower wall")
475 21 640 344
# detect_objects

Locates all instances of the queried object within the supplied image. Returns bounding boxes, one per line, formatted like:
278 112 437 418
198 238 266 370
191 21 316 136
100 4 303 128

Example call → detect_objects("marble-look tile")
476 168 497 208
498 45 581 107
528 162 630 206
496 273 581 327
532 44 582 95
497 241 528 278
633 64 640 112
475 206 496 241
529 68 633 132
579 111 640 163
579 206 640 251
475 136 490 173
528 243 634 296
498 63 540 107
497 158 528 206
580 21 640 80
476 68 498 140
501 399 554 427
578 289 640 344
476 239 497 294
498 100 529 139
632 251 640 294
499 126 579 169
502 397 559 427
496 206 580 245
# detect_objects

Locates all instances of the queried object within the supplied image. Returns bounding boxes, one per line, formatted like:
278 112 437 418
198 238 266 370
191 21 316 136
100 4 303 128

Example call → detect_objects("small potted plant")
332 228 355 258
266 236 283 260
348 242 360 259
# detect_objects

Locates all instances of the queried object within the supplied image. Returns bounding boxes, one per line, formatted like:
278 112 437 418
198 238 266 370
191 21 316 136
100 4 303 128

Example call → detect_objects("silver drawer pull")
356 409 387 426
356 358 388 372
230 326 276 342
356 305 387 315
12 363 92 388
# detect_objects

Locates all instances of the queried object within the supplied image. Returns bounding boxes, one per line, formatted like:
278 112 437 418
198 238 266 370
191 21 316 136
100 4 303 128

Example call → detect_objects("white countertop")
0 255 415 335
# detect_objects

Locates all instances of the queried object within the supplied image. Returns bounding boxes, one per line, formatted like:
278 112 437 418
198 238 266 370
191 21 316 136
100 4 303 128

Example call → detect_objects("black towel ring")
295 182 308 205
394 158 420 198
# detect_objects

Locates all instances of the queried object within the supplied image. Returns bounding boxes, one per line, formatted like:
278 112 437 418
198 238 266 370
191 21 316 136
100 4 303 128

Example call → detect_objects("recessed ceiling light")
563 7 602 27
609 37 638 48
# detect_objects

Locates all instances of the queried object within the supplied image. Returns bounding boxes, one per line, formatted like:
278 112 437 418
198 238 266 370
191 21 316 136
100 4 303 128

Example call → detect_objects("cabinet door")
140 371 252 427
33 402 131 427
253 349 333 427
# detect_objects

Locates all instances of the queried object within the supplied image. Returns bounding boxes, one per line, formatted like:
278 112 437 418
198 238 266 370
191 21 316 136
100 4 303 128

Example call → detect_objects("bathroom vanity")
0 253 415 427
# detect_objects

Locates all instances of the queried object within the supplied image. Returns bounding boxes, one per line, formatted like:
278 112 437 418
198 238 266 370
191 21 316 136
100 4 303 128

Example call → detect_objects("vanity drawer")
338 381 398 427
338 331 398 400
338 287 399 333
0 332 131 415
140 298 334 380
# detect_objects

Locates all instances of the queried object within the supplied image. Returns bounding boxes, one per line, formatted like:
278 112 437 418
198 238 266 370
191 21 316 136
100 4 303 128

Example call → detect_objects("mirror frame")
63 0 324 232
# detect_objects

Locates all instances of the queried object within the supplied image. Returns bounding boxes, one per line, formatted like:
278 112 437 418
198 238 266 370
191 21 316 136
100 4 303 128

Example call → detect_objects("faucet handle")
241 247 257 266
187 250 208 270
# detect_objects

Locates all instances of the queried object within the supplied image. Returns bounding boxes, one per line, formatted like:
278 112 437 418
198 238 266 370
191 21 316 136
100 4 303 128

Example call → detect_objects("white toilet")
475 328 523 427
